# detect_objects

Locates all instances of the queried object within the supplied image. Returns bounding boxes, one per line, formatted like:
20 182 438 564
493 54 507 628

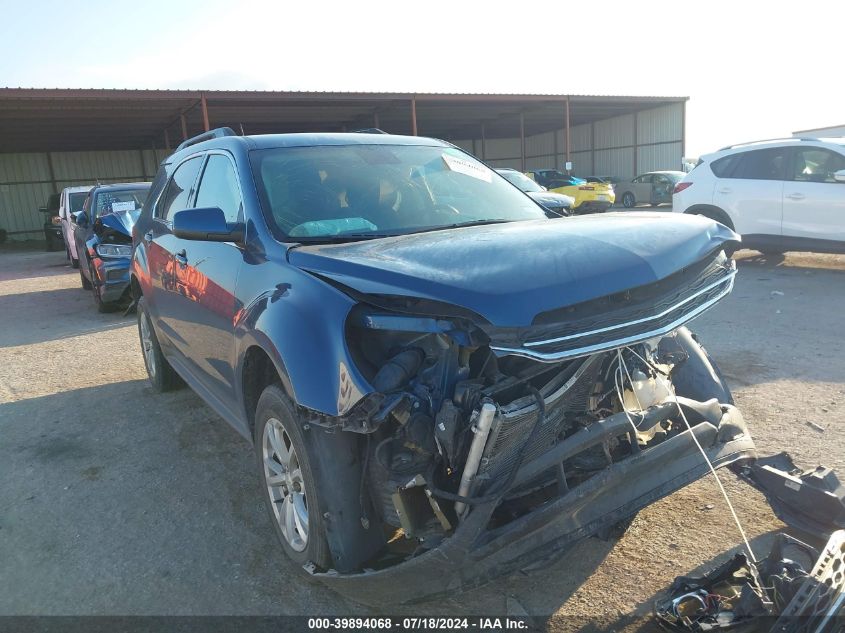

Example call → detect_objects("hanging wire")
625 343 757 563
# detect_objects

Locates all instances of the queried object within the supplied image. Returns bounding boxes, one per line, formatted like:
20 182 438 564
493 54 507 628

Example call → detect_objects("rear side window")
157 156 203 221
791 148 845 183
194 154 244 223
710 154 740 178
730 148 787 180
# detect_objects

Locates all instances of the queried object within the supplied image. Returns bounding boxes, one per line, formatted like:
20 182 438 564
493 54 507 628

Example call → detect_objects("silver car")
615 171 685 208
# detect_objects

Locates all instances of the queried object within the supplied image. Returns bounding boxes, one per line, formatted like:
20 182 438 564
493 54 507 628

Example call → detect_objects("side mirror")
73 211 89 227
834 169 845 183
173 207 244 243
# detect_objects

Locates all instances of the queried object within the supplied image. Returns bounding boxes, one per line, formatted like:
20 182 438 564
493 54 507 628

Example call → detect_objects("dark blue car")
131 128 753 606
73 182 150 312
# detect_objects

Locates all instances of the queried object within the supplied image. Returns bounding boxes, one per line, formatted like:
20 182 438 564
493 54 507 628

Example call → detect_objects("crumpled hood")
289 212 739 327
96 209 139 239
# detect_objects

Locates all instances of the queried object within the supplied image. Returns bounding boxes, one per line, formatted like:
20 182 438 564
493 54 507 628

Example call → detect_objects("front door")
147 155 205 360
782 146 845 251
166 152 245 414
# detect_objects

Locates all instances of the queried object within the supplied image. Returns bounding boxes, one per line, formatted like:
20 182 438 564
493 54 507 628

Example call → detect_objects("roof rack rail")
718 136 819 151
176 127 237 152
350 128 388 134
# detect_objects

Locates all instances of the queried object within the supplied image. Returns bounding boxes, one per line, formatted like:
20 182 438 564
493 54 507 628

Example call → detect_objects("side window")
731 148 787 181
194 154 244 223
791 148 845 183
710 154 740 178
156 156 203 222
634 175 652 184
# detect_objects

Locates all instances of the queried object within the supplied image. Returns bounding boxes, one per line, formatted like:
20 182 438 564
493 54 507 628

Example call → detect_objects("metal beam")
519 111 526 172
181 114 188 140
410 97 417 136
200 94 210 132
565 96 571 166
481 122 486 160
633 110 638 176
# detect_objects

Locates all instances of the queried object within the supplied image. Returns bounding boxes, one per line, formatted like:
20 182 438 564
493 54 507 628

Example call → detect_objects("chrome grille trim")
491 268 735 362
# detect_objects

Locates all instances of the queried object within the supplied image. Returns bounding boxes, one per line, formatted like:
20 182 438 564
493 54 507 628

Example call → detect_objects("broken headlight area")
303 298 753 592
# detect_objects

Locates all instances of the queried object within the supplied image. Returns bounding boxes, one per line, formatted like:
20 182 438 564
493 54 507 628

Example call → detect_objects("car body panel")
288 213 737 328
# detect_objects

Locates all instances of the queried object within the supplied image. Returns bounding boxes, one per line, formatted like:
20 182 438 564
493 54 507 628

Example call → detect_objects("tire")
65 244 71 261
255 385 333 570
71 256 79 269
137 296 181 392
622 192 636 208
79 264 92 290
90 265 120 313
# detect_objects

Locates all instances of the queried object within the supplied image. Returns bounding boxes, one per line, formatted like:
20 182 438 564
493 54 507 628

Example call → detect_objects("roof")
0 88 688 153
91 182 151 192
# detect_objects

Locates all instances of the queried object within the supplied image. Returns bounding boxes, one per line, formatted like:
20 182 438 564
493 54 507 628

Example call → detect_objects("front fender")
131 240 152 297
234 267 372 418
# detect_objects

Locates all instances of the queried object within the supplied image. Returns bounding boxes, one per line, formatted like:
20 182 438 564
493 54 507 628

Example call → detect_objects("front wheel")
622 192 636 208
137 297 181 392
255 385 332 570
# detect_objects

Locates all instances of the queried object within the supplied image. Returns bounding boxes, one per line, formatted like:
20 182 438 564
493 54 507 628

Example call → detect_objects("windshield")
69 192 88 213
498 170 544 193
93 188 148 218
251 145 545 240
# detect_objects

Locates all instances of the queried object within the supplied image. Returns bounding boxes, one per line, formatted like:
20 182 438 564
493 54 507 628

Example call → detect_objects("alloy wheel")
262 418 309 552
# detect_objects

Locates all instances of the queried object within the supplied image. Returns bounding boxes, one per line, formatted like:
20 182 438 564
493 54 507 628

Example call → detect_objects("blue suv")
131 128 753 606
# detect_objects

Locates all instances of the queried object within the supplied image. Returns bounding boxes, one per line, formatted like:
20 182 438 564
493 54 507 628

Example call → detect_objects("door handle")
716 187 732 194
175 249 188 267
144 230 154 243
786 192 805 200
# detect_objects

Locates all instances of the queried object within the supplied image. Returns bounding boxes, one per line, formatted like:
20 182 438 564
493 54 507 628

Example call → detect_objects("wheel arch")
684 204 735 231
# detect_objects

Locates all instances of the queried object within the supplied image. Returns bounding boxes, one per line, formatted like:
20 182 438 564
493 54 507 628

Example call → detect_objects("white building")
793 124 845 138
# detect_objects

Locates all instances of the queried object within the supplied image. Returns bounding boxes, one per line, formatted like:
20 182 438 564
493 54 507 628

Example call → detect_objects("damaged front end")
293 247 756 606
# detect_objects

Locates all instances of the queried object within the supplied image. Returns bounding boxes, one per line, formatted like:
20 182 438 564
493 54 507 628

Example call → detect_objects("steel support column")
519 111 526 172
590 121 595 176
373 110 380 129
164 128 171 150
410 97 417 136
480 122 486 161
633 111 639 176
200 94 210 132
565 96 571 166
180 114 188 140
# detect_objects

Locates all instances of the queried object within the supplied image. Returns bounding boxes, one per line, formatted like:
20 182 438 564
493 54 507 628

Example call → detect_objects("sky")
1 0 843 158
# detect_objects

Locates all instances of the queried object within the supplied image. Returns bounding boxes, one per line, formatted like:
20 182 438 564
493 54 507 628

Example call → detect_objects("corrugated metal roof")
0 88 687 153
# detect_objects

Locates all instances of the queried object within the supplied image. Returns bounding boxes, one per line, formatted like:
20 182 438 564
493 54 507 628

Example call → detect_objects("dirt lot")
1 247 844 628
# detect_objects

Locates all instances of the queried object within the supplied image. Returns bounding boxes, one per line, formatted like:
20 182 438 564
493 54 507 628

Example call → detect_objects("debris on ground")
739 453 845 540
654 530 845 632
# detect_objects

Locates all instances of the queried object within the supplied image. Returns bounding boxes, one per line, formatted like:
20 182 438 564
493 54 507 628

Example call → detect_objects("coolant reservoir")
623 369 674 442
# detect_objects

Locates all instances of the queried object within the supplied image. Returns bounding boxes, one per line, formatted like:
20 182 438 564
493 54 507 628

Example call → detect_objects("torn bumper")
93 256 131 303
314 406 756 607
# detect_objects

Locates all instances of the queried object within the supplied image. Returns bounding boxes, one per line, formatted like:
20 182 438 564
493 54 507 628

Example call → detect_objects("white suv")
673 138 845 253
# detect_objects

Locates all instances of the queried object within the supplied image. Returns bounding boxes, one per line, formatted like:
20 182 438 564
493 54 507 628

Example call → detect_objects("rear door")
165 151 245 410
714 147 786 241
782 146 845 250
633 174 653 201
147 155 205 356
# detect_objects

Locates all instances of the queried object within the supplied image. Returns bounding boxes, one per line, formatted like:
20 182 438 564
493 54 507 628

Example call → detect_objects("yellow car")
526 170 615 213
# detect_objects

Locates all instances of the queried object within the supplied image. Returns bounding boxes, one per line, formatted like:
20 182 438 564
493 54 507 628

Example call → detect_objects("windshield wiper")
404 218 513 235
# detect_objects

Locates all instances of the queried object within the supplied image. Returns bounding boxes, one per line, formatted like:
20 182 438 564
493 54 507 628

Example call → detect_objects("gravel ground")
1 247 843 629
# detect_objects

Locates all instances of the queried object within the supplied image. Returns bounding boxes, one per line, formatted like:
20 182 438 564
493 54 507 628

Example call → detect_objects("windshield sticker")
442 153 492 182
111 201 136 213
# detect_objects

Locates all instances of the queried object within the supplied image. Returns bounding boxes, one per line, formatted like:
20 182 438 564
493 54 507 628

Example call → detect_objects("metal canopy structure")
0 88 687 155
